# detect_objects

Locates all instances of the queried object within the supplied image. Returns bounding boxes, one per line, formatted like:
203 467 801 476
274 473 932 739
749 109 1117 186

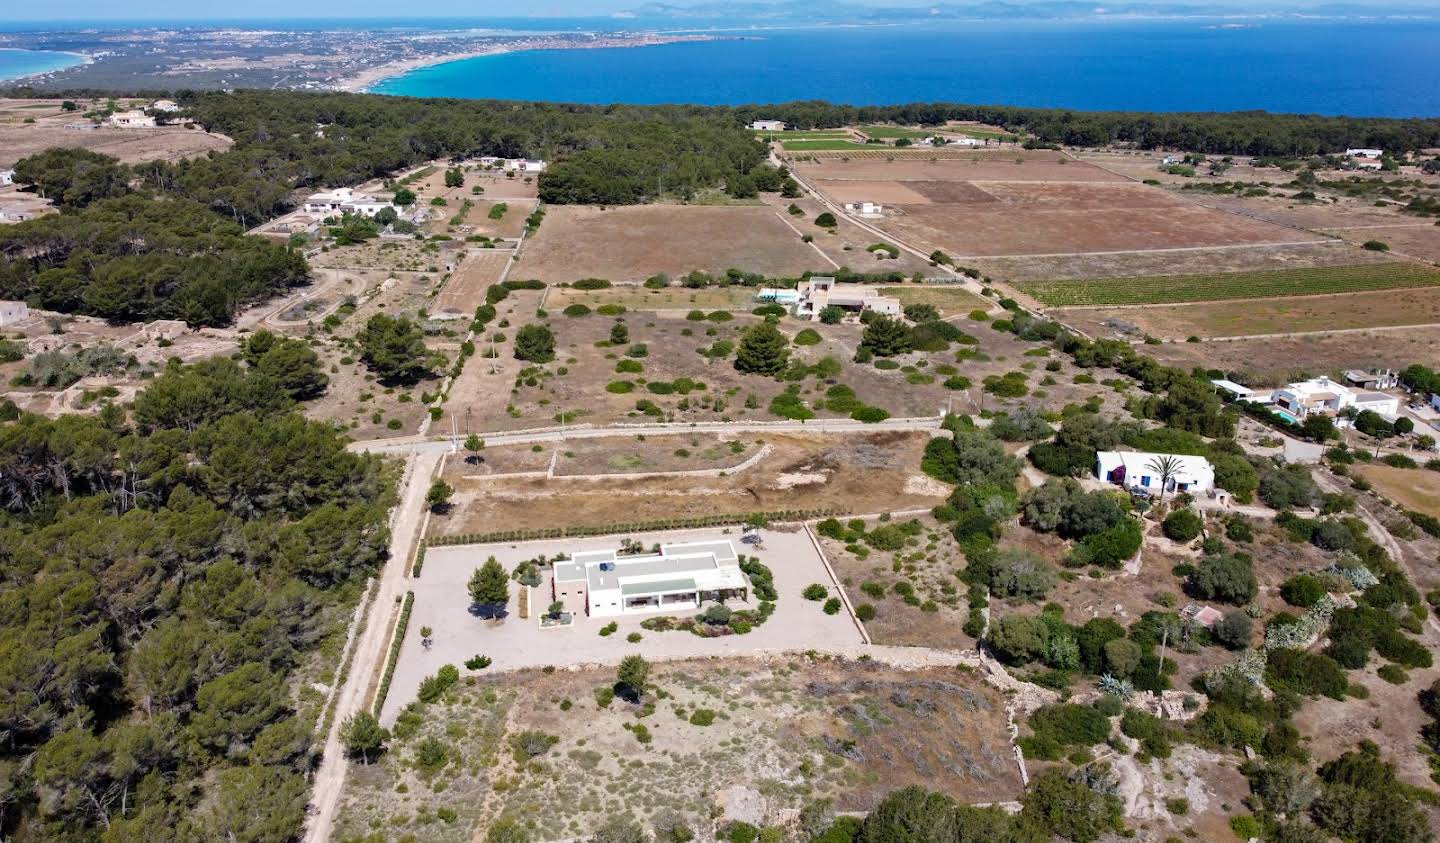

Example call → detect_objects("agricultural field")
517 205 827 283
1334 224 1440 263
782 139 868 151
760 194 934 275
0 98 232 167
758 130 852 141
543 285 763 312
792 150 1126 183
969 240 1390 282
1018 262 1440 307
432 249 511 318
1055 285 1440 340
857 125 935 139
941 121 1020 141
1147 325 1440 379
332 656 1020 843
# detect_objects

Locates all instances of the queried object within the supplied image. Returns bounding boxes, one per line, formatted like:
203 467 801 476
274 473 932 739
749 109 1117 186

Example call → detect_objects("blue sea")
0 48 85 82
371 20 1440 117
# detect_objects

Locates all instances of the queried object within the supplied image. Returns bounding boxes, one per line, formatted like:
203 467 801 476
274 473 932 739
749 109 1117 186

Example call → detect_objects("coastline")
0 48 92 84
340 34 722 94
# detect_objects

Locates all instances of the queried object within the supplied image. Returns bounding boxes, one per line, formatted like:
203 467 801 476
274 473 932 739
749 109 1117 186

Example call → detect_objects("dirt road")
304 449 443 843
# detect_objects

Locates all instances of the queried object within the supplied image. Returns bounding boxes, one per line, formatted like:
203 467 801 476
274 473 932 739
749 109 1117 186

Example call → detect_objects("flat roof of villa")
567 541 742 591
621 577 697 597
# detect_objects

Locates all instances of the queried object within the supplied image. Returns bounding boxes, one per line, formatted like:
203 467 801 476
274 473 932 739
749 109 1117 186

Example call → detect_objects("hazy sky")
3 0 1420 23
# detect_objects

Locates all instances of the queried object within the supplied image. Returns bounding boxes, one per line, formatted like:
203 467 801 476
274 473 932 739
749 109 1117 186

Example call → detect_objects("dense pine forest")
0 357 393 840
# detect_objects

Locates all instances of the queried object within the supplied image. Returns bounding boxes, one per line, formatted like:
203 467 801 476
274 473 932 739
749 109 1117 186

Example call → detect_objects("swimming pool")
1272 408 1300 425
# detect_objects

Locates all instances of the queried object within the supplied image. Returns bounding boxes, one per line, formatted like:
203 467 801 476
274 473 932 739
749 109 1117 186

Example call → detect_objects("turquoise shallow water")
372 20 1440 117
0 48 85 82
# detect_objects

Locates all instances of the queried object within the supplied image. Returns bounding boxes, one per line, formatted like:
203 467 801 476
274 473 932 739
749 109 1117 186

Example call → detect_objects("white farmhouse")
1096 451 1216 496
947 137 984 147
1344 148 1383 170
149 99 181 113
302 187 394 218
842 201 884 218
504 158 546 173
550 541 750 618
794 276 902 321
107 110 157 128
750 120 787 132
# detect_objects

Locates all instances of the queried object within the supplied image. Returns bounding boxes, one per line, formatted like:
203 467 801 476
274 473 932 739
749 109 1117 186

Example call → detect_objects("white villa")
107 110 156 128
843 201 884 218
550 540 751 619
150 99 181 112
474 157 547 173
1272 375 1399 421
1096 450 1216 496
302 187 394 218
795 276 902 321
1344 148 1383 170
947 137 985 147
750 120 787 132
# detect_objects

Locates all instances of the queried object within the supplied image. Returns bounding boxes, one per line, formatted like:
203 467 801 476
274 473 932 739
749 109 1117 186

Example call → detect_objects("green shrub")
1161 508 1203 542
794 328 822 346
802 583 828 601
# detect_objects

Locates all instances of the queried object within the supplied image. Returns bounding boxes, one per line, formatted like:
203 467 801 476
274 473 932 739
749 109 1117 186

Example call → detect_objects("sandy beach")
339 34 722 94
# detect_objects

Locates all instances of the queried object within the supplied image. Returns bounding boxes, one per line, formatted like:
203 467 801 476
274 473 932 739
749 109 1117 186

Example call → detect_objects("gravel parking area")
380 525 865 722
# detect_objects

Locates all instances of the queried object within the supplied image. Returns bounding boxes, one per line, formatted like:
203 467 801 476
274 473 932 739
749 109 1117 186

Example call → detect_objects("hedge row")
372 591 415 717
426 508 848 546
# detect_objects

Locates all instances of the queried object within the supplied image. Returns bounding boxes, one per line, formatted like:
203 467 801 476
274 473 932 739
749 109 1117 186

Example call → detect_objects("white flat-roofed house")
795 276 903 321
1273 375 1398 420
750 120 787 132
551 540 751 618
1210 378 1274 405
1344 148 1383 170
107 110 156 128
947 137 984 147
149 99 181 113
842 201 884 218
504 158 546 173
1096 450 1216 495
302 187 395 218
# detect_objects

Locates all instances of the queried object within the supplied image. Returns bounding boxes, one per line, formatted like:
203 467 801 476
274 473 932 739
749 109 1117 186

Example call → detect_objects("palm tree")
1145 455 1184 504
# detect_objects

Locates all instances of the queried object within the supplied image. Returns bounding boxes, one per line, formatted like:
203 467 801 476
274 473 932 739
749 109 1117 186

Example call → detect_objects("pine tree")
734 321 789 375
468 556 510 607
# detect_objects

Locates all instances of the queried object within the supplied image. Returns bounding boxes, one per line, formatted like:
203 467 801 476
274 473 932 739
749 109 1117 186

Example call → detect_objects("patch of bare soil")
433 432 949 537
330 656 1020 843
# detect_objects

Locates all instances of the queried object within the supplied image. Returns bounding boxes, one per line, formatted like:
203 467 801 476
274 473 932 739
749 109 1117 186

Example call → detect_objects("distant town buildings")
750 120 786 132
1096 450 1216 495
302 187 394 218
794 276 902 322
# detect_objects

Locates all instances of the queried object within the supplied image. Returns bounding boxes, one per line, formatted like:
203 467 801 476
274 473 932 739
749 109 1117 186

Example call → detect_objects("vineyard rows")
1022 262 1440 307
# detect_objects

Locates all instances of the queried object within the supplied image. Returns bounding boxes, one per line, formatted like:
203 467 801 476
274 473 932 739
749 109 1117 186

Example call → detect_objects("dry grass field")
1147 326 1440 379
873 285 998 317
518 205 828 283
543 285 761 312
430 432 952 537
332 657 1019 842
1055 285 1440 340
1334 224 1440 263
1353 463 1440 518
791 149 1126 183
882 198 1313 259
432 249 511 318
0 99 231 167
970 240 1390 282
